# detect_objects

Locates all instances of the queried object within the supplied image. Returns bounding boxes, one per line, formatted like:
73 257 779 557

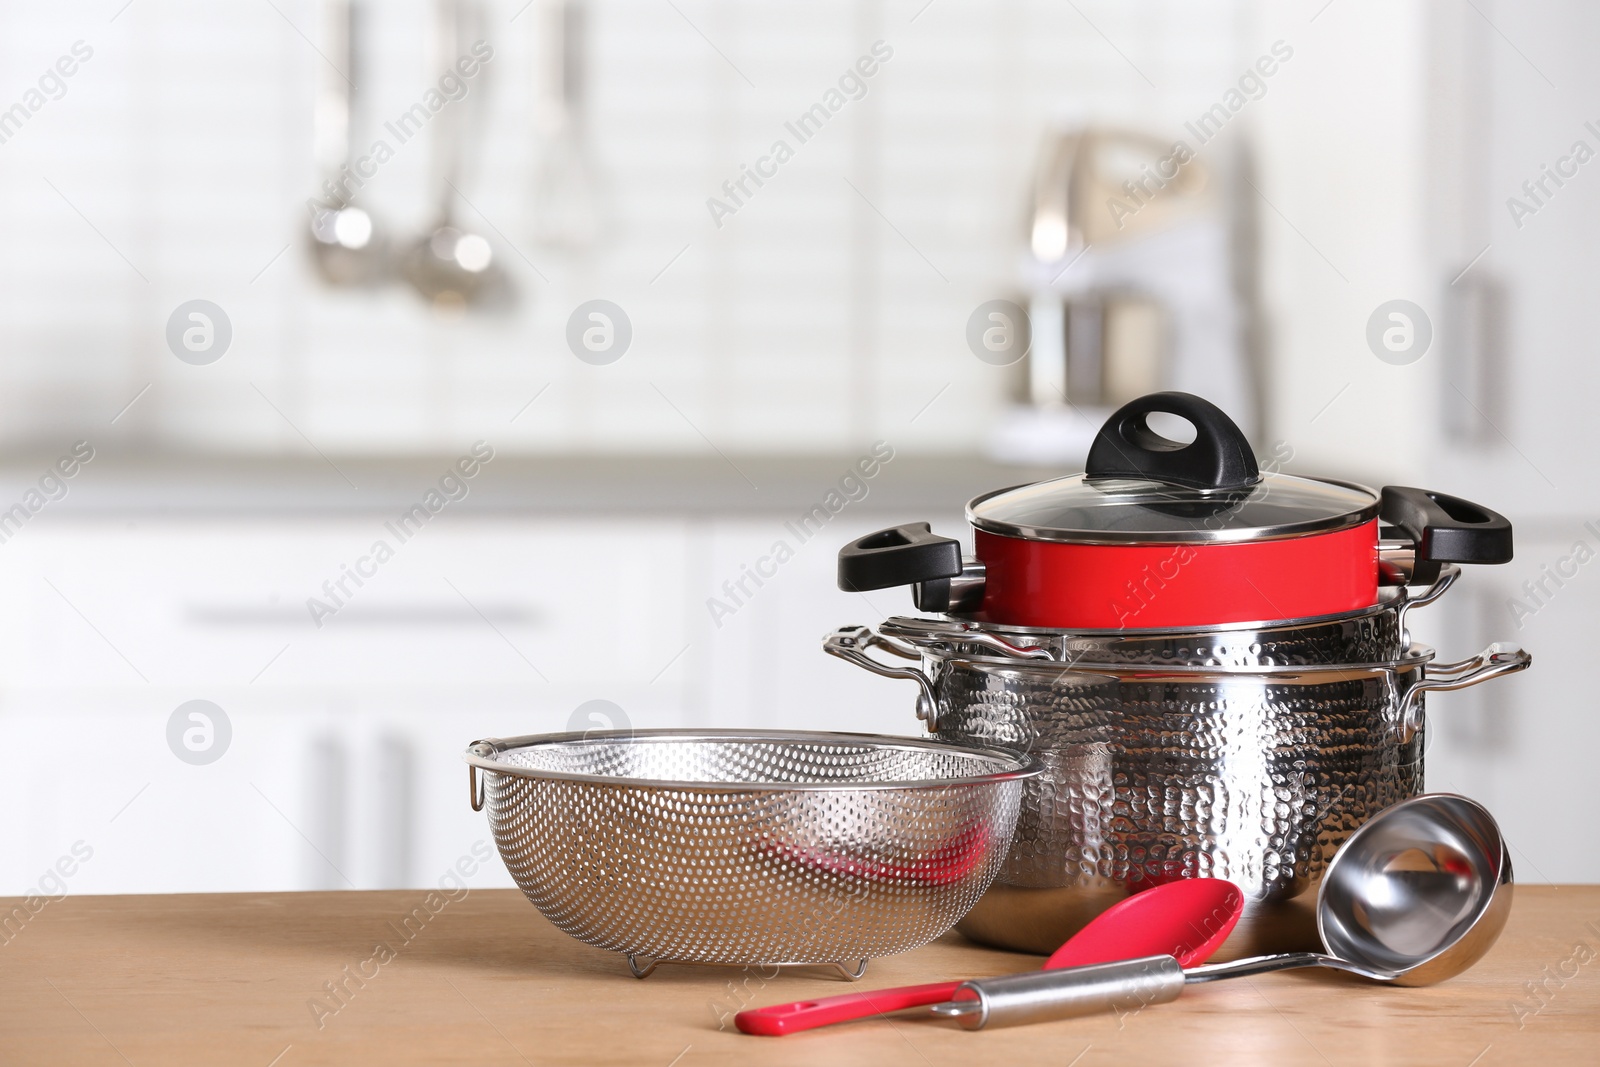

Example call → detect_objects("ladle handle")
932 953 1381 1030
1182 952 1344 982
314 0 357 182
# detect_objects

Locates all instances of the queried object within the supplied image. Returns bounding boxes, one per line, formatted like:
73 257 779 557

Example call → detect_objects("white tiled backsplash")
1 0 1250 456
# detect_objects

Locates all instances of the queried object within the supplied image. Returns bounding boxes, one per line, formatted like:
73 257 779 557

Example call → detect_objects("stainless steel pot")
822 624 1529 952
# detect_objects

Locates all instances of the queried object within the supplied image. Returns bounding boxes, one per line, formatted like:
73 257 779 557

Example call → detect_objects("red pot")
839 392 1512 630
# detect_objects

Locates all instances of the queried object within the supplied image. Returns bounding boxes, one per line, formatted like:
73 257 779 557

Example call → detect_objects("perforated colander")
465 729 1038 978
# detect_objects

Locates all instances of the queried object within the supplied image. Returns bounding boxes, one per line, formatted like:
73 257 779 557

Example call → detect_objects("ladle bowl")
1313 792 1512 986
400 224 500 305
308 203 389 286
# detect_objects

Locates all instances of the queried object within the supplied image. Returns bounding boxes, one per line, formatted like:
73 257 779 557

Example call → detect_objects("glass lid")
967 472 1379 545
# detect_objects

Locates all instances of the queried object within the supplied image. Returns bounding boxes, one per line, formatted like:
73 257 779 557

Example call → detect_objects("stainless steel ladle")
307 0 390 286
930 793 1514 1030
400 0 505 306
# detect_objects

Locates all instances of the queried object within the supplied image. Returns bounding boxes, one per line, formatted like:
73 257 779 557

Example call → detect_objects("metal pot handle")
1405 563 1460 609
1399 643 1531 737
1393 563 1459 642
823 625 940 729
883 621 1054 661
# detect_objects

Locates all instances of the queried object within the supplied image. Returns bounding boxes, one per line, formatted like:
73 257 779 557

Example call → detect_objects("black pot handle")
1380 487 1513 583
838 523 962 592
1085 391 1260 491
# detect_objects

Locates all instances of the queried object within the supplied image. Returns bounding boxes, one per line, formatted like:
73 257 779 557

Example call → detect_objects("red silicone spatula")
735 878 1243 1037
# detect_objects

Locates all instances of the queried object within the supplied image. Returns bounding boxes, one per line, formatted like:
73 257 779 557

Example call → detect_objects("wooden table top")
2 886 1596 1066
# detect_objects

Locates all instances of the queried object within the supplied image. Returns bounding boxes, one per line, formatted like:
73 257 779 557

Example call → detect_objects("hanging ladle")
929 793 1514 1030
308 0 390 286
400 0 505 306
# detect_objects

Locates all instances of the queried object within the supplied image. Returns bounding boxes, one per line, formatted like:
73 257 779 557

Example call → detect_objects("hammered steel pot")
464 729 1038 977
823 626 1529 952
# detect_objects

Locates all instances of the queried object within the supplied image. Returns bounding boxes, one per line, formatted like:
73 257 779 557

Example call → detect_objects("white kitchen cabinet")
1420 531 1600 884
0 517 695 895
1421 0 1600 518
0 517 693 696
1251 1 1595 520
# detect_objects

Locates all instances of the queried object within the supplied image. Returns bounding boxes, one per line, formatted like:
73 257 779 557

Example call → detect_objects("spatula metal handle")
931 955 1186 1030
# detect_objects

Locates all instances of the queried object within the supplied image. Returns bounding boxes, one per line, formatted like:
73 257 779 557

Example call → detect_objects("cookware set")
464 390 1530 1032
827 392 1528 953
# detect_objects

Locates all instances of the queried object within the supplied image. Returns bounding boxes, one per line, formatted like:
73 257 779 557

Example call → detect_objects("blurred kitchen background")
1 0 1596 895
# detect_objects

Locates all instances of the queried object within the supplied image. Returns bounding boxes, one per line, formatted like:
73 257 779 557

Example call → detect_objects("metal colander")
465 729 1038 977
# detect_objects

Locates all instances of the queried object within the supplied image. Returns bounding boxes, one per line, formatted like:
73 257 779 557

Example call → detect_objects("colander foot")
830 959 869 981
627 954 659 979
